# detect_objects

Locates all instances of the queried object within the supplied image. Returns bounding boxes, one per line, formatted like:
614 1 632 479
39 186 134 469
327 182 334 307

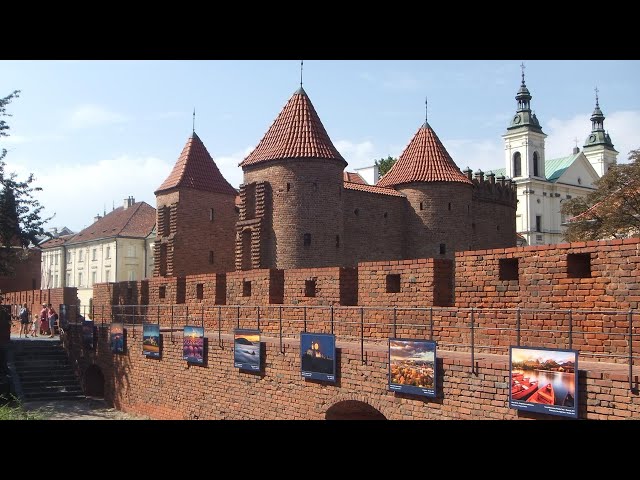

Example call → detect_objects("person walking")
39 303 49 335
18 303 30 338
47 304 58 338
30 313 39 337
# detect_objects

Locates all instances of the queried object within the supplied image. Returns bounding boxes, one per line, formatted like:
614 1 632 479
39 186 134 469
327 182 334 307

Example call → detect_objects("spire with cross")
520 62 526 84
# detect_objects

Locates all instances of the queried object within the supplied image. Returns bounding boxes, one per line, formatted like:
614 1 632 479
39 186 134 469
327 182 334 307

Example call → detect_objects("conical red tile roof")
377 123 472 188
240 87 345 167
155 133 237 196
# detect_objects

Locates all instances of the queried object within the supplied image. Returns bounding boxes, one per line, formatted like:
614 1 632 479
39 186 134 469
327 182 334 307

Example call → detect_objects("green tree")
0 90 51 275
374 156 397 177
561 149 640 241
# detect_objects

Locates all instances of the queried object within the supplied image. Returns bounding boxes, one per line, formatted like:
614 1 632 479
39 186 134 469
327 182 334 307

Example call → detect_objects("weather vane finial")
425 96 428 124
192 108 196 133
595 86 599 106
300 60 304 88
574 137 578 148
520 62 526 84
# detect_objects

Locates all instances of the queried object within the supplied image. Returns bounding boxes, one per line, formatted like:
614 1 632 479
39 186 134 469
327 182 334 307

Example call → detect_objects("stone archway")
325 400 387 420
84 364 105 398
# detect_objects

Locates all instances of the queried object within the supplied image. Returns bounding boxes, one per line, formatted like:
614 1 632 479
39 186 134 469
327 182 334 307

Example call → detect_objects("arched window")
513 152 522 177
533 151 540 177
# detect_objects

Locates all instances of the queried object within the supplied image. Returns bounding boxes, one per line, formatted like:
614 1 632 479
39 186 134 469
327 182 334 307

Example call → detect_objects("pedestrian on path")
39 303 49 335
47 304 58 338
30 313 39 337
19 303 30 338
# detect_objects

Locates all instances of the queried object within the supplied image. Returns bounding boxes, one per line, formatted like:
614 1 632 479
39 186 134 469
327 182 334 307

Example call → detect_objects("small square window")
305 279 316 297
439 243 446 255
196 283 204 300
209 208 215 221
303 233 311 247
567 253 591 278
499 258 519 281
209 251 214 264
386 274 400 293
159 286 166 299
243 280 251 297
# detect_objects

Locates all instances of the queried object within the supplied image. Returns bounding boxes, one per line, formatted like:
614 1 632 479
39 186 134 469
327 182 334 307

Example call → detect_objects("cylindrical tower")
239 87 346 270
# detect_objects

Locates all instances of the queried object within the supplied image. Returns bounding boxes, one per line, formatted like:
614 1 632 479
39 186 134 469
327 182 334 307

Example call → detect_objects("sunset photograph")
183 326 204 364
143 324 161 358
389 339 436 397
234 330 260 371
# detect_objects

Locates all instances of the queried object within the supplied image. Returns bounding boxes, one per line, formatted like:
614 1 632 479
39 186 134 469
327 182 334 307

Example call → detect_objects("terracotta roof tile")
39 234 74 249
240 87 345 167
344 171 366 184
156 133 237 196
377 122 472 188
64 202 156 245
344 181 405 197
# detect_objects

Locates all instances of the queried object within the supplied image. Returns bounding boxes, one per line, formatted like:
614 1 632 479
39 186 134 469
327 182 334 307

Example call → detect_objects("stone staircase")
11 339 85 402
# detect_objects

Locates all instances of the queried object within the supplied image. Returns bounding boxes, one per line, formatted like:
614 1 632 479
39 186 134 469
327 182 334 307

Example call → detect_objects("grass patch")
0 395 45 420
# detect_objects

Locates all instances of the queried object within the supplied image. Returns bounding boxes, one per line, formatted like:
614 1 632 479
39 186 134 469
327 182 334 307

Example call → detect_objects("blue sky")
1 60 638 232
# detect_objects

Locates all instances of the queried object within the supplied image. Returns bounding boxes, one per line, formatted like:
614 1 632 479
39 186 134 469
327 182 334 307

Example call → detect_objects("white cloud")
444 138 504 173
334 140 381 170
215 145 255 189
68 104 129 129
10 155 172 231
2 133 65 145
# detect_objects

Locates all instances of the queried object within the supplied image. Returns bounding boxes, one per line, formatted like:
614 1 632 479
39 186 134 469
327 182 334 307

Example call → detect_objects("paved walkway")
23 398 149 420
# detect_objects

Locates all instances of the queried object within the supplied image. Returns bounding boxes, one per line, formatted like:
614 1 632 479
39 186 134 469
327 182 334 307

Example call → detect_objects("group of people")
18 303 58 338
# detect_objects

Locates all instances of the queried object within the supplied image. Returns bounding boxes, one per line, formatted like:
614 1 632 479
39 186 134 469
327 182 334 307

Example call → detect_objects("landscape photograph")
389 339 436 397
301 333 336 382
234 330 260 370
143 324 161 358
110 323 124 354
183 325 205 364
510 346 578 418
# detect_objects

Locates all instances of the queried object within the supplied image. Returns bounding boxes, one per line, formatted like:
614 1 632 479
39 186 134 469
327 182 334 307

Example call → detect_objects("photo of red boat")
509 346 578 418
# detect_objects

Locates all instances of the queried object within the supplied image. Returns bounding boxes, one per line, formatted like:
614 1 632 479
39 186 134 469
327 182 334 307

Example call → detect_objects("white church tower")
502 64 547 180
583 89 618 176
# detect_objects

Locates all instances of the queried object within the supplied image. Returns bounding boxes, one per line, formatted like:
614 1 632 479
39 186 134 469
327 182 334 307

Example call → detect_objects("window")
354 208 359 216
66 273 71 286
67 254 72 264
127 245 135 257
533 152 540 176
209 251 214 264
128 270 136 281
105 270 110 282
336 235 340 248
91 271 97 285
106 246 111 259
303 233 311 247
53 274 58 288
305 279 316 297
386 274 400 293
419 202 423 211
78 272 83 286
243 280 251 297
78 250 83 262
196 283 204 300
54 255 58 266
92 249 97 261
513 152 521 177
499 258 519 281
286 183 290 192
439 243 446 255
159 286 166 299
209 208 215 221
567 253 591 278
535 215 542 233
448 202 451 211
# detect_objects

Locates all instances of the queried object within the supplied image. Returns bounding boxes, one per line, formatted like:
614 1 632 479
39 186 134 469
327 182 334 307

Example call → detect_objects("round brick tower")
377 119 473 259
239 87 346 270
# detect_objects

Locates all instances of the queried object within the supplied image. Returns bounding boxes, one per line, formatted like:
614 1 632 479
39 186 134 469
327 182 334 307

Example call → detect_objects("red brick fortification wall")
342 189 405 266
64 324 640 420
399 182 473 260
284 267 356 306
243 159 345 270
6 287 77 334
0 249 41 292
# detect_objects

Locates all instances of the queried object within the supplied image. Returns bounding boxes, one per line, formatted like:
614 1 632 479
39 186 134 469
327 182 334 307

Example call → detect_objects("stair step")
23 392 86 401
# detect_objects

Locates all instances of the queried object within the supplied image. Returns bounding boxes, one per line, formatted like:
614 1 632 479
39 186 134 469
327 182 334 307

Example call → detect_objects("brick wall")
470 172 517 251
226 269 284 306
283 267 356 306
64 324 640 420
0 248 41 292
6 287 77 333
184 273 226 305
342 189 405 266
243 159 345 269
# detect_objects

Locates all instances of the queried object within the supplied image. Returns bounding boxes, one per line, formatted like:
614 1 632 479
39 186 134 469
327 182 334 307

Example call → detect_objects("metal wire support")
516 307 521 347
429 307 434 341
303 306 307 332
170 305 174 343
470 307 475 376
257 306 260 331
360 307 365 364
236 306 240 329
218 306 222 346
279 305 283 353
630 309 634 392
568 309 573 350
393 307 397 338
131 305 136 338
330 305 334 334
201 304 204 330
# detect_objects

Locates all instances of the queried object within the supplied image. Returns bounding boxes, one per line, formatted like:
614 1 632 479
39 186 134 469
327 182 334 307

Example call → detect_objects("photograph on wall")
234 329 261 371
82 320 94 350
509 346 578 418
300 333 336 382
110 323 125 354
388 338 436 397
183 325 205 365
143 323 161 358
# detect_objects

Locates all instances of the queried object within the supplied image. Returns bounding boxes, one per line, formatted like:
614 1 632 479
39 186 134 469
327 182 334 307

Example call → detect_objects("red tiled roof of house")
65 202 156 245
344 181 405 197
155 133 237 196
344 171 366 184
39 234 74 249
240 87 345 167
377 123 472 188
